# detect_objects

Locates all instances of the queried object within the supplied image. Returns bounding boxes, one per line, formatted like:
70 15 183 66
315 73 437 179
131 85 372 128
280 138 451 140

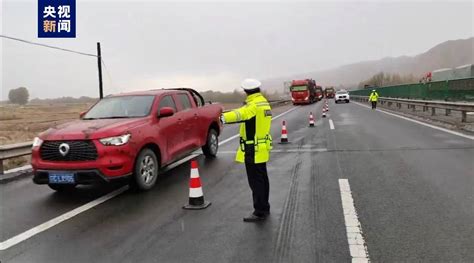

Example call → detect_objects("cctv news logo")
38 0 76 38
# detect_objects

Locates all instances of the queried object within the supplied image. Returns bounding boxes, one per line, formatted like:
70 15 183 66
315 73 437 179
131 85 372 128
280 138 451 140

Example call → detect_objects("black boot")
243 213 267 222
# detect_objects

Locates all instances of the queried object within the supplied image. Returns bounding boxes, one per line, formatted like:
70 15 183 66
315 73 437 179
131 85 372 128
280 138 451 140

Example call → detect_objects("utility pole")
97 42 103 99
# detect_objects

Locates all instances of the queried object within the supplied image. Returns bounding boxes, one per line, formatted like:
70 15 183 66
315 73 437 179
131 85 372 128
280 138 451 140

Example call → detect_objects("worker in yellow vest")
221 79 273 222
369 89 379 109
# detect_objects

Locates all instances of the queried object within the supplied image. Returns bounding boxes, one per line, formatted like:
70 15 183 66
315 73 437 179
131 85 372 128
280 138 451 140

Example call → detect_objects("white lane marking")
0 186 128 250
0 105 300 250
163 153 200 172
218 134 240 146
218 105 300 146
338 179 370 262
329 119 335 130
353 101 474 140
218 148 328 154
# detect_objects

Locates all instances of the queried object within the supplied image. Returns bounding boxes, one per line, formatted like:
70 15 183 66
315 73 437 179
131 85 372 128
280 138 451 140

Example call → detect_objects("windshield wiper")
106 116 131 119
83 116 135 120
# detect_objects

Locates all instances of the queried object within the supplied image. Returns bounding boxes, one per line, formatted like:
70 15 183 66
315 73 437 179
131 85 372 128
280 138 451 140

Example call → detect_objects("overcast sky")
1 0 473 99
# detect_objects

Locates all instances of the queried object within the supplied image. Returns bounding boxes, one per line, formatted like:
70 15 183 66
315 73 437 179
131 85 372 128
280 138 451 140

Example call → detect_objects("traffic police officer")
221 79 273 222
369 89 379 109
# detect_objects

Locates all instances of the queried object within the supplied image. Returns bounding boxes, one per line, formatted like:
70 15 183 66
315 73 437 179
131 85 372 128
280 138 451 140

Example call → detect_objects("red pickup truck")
31 88 223 191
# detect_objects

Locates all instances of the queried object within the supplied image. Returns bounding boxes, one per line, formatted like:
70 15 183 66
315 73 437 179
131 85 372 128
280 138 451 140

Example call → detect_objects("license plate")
48 172 75 184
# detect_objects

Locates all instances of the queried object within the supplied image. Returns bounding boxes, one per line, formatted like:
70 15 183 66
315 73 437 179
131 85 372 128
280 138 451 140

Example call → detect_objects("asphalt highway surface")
1 100 473 262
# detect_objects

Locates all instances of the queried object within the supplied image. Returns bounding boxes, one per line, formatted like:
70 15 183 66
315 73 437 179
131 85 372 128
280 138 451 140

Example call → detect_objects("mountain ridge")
262 37 474 91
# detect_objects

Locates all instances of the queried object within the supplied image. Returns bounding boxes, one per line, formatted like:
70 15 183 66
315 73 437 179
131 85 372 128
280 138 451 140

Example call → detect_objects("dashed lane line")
0 186 128 251
0 105 300 251
352 101 474 140
329 119 335 130
338 179 370 263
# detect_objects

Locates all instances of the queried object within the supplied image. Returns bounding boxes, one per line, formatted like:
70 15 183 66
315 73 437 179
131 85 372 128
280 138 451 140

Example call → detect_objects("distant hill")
262 37 474 91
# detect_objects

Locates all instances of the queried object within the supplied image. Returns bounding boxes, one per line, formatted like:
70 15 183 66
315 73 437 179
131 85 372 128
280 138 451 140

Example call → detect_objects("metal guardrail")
269 99 291 107
351 95 474 122
0 142 33 174
0 99 291 175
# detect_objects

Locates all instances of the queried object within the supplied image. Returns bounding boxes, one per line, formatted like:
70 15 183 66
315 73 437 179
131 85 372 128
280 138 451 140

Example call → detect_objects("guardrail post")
423 106 427 112
412 105 416 112
462 111 467 122
0 160 4 175
431 107 436 116
445 109 451 116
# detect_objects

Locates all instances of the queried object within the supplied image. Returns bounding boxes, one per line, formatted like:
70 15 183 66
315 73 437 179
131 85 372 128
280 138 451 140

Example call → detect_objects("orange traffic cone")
309 112 315 127
280 120 289 143
183 160 211 210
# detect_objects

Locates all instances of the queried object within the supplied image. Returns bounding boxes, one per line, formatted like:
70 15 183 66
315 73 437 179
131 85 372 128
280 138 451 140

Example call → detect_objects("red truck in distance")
324 87 335 98
315 85 323 100
290 79 317 105
31 88 223 192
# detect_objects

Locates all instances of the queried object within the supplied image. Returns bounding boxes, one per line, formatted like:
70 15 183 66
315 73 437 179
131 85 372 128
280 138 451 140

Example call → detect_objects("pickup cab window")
178 94 192 111
159 95 177 112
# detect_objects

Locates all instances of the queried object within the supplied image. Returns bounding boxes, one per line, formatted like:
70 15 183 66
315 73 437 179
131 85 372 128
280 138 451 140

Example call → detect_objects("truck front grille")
40 140 98 161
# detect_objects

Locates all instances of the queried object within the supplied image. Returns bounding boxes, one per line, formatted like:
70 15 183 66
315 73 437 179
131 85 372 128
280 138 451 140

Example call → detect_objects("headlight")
99 134 131 146
32 137 43 148
304 96 309 100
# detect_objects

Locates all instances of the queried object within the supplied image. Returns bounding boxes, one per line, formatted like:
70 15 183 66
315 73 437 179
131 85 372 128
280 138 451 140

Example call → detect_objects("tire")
48 184 76 192
202 129 219 158
130 148 159 191
346 100 350 103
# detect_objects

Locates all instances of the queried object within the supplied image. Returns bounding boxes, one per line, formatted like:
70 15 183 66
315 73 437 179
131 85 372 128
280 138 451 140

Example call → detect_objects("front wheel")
202 129 218 158
130 148 159 191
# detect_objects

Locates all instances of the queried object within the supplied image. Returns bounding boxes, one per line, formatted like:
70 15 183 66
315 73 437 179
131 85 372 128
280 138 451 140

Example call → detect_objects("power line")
101 58 119 94
0 34 97 57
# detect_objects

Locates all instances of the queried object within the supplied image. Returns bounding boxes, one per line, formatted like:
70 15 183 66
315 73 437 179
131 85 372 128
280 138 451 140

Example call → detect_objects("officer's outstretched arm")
222 103 257 124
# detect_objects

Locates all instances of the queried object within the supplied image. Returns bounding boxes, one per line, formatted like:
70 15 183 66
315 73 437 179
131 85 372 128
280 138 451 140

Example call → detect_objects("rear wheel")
202 129 218 158
130 148 159 191
48 184 76 192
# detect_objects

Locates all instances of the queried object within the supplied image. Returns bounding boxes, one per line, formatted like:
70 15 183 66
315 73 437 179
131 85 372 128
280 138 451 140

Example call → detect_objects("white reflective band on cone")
190 169 199 178
189 187 204 198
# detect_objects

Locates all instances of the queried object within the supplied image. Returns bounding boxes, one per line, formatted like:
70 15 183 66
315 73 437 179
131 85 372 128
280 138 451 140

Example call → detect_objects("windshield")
84 95 155 119
336 91 348 94
290 85 308 91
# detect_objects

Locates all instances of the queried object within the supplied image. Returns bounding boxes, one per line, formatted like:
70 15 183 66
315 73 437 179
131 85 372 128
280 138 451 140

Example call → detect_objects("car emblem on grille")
59 143 70 156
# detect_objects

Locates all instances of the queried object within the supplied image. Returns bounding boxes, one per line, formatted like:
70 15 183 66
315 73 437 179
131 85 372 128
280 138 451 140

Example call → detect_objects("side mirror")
158 107 175 118
79 111 87 119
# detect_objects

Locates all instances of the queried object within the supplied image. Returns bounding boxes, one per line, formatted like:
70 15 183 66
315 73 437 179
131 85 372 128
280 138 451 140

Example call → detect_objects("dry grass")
0 103 93 146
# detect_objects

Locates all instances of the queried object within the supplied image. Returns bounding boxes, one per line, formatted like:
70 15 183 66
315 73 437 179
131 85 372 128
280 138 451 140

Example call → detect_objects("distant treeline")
29 96 99 104
358 72 418 88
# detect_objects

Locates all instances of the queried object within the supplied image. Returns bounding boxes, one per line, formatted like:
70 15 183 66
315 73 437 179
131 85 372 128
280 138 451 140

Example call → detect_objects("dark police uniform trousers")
243 117 270 216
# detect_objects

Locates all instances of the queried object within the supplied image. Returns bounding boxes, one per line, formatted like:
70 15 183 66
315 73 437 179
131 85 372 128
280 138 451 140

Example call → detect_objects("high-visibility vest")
369 92 379 102
223 92 272 163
